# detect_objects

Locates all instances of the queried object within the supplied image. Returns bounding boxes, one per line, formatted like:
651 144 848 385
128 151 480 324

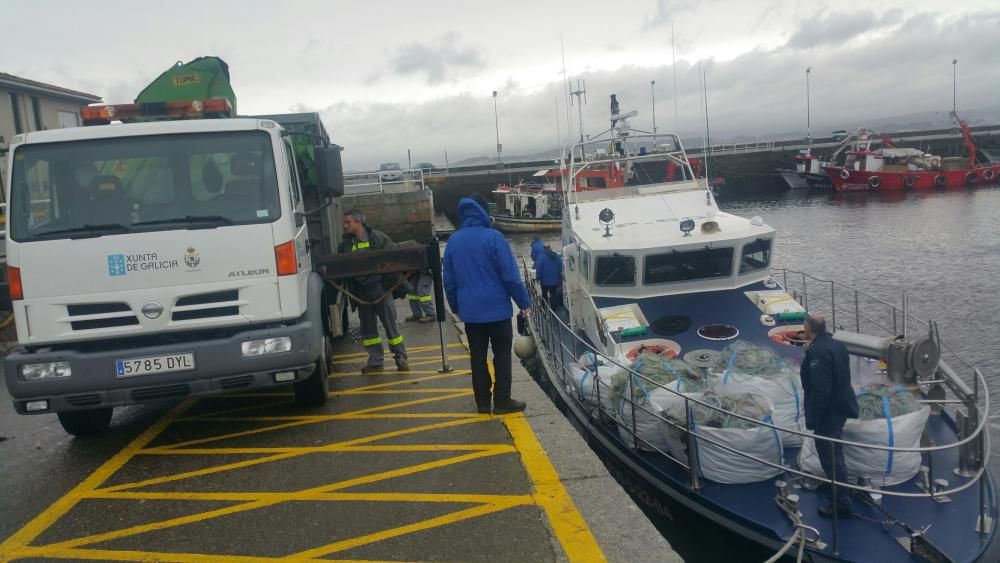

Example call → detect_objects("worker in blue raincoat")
530 238 544 267
535 245 563 309
444 196 532 415
801 313 859 518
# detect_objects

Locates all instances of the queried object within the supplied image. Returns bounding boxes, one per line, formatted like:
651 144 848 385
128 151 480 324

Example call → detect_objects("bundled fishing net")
690 391 773 430
855 384 920 420
714 340 788 381
612 351 707 402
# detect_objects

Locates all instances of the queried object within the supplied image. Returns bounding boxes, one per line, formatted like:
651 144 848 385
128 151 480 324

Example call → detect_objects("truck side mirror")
316 144 345 198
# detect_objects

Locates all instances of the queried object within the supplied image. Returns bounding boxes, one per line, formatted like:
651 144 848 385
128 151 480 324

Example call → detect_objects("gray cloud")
786 8 904 49
313 10 1000 170
388 32 487 85
643 0 698 30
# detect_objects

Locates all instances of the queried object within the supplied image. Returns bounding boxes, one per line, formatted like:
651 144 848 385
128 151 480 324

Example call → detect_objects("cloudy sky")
3 0 998 169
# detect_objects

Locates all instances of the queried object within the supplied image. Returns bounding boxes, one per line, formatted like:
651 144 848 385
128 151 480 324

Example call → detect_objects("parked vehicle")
414 162 436 175
830 129 848 142
2 57 349 435
378 162 403 182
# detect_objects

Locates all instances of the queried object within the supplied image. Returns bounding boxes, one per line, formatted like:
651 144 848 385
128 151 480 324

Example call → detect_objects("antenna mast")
569 79 588 143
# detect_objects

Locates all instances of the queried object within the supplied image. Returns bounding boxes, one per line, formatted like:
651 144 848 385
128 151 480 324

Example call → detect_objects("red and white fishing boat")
823 112 1000 191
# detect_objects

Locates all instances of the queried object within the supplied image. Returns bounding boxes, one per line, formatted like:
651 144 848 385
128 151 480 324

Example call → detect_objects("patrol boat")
517 97 997 562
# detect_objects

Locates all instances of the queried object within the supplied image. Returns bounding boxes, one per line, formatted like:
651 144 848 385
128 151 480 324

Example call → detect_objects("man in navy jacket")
801 314 859 517
444 196 532 414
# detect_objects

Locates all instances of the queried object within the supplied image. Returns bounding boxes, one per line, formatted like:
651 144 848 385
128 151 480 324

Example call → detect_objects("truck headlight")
242 337 292 357
20 362 72 381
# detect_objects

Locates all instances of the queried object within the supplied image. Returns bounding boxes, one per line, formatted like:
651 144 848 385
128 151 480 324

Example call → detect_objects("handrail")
342 168 427 194
521 259 993 502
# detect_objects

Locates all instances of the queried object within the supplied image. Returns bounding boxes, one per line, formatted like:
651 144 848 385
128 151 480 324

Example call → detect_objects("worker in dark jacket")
338 209 409 374
444 196 532 414
530 238 545 267
801 313 859 517
535 245 563 308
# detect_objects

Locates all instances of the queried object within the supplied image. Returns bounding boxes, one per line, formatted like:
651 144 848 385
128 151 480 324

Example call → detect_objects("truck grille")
220 375 255 390
131 384 190 402
172 290 241 322
66 393 102 407
67 302 139 331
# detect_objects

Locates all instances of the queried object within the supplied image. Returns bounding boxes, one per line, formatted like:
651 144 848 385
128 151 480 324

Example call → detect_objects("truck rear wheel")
294 338 330 407
57 407 113 436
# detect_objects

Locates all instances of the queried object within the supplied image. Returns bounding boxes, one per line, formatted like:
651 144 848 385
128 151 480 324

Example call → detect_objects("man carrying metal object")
337 209 410 374
801 313 859 517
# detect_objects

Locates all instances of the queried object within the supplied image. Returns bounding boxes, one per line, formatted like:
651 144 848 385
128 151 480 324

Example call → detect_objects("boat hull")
492 216 562 233
824 163 1000 191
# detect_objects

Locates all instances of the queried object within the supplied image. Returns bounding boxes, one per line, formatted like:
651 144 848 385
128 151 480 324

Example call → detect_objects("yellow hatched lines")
0 340 605 562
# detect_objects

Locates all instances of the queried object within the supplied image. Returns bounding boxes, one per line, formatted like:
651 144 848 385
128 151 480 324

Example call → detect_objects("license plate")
115 353 195 378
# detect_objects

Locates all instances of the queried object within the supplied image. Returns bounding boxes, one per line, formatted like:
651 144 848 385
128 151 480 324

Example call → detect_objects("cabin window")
739 238 772 274
643 247 734 285
595 254 635 286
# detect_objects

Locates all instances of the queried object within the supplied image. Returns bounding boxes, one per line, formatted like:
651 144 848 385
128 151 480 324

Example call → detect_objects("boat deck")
529 282 997 562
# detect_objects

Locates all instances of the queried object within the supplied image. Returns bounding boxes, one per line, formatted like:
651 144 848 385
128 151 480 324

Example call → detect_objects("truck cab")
3 103 344 435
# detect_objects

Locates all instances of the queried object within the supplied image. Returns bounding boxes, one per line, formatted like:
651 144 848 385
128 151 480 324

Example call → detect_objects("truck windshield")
8 131 280 242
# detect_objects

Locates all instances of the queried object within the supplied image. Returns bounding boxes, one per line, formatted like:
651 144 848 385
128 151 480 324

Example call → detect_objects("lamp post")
492 90 502 167
650 80 657 141
805 67 812 148
952 59 958 113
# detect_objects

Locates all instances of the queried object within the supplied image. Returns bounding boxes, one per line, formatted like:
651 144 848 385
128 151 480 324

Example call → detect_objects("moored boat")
517 96 998 562
824 113 1000 191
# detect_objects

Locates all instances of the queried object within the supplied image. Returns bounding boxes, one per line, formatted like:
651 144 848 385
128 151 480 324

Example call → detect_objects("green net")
691 391 773 429
715 340 793 382
612 351 707 403
855 384 920 420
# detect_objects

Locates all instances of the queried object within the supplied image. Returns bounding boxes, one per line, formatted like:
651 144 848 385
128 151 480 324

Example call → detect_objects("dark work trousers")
815 424 853 509
541 285 561 309
465 320 513 409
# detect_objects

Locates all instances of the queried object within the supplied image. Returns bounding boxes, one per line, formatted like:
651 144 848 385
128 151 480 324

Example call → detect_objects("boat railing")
341 168 427 194
520 260 993 534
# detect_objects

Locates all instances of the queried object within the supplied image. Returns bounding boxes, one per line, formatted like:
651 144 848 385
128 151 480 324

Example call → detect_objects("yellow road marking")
139 443 509 455
505 414 606 562
153 391 472 451
179 398 294 421
167 412 482 425
42 447 514 552
89 491 532 504
9 546 404 563
331 343 464 359
290 498 529 559
0 399 194 560
344 371 469 392
105 417 492 492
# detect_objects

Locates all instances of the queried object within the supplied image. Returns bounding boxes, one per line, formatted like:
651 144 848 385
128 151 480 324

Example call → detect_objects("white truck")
2 99 348 435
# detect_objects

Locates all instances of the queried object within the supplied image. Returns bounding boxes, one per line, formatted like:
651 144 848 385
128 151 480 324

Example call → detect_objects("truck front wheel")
294 338 330 407
57 407 113 436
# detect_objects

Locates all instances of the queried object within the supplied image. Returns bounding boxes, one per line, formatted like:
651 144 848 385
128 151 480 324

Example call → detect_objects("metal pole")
802 272 808 311
650 80 657 141
831 438 840 556
855 289 860 332
806 67 812 149
686 398 701 490
831 281 837 330
902 291 908 340
407 148 412 171
492 90 501 166
671 21 679 132
427 239 452 373
953 59 958 113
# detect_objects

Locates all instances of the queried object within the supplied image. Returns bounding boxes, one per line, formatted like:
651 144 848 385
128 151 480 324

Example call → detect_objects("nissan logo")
141 302 164 319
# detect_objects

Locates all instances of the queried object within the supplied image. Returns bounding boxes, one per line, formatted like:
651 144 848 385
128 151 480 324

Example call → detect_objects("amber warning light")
80 98 233 125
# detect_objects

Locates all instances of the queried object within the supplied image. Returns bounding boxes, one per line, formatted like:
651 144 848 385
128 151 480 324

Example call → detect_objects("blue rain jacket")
444 198 532 323
530 239 545 266
536 249 563 287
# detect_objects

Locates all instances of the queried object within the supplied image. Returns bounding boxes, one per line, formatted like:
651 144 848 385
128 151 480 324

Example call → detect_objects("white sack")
798 406 930 487
719 374 806 447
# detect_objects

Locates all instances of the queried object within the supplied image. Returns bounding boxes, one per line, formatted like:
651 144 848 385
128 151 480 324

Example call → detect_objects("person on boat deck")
444 195 532 415
801 313 859 517
535 245 563 309
338 209 410 374
530 238 545 268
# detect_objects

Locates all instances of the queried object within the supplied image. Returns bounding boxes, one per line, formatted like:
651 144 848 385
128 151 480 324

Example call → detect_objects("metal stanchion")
427 238 452 373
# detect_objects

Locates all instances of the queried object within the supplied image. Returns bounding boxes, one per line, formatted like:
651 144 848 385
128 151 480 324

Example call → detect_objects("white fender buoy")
513 335 537 360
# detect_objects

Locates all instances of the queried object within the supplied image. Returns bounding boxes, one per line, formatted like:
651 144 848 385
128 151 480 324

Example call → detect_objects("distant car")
831 130 848 142
414 162 436 175
378 162 403 182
